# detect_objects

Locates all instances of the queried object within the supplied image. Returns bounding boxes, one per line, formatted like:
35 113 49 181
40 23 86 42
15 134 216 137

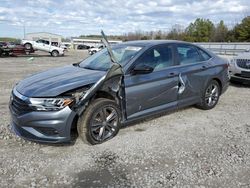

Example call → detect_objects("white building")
72 38 122 49
25 32 63 43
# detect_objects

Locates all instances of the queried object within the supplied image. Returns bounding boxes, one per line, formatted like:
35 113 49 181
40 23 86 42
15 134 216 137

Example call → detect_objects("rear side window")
134 44 174 72
177 45 201 65
198 48 211 61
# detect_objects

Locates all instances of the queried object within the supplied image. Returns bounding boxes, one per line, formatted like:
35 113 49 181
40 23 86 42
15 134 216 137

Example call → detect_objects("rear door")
175 44 212 108
124 44 179 119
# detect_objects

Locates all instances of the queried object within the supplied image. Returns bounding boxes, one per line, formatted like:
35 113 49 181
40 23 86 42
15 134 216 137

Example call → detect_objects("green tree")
212 20 228 42
185 18 215 42
235 16 250 42
167 24 186 40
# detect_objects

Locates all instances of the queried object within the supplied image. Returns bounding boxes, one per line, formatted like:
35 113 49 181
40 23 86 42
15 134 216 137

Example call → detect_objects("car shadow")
121 106 193 129
21 106 196 147
230 81 250 88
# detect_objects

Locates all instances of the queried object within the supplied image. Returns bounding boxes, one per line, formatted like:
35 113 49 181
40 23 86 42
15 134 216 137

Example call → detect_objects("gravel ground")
0 51 249 187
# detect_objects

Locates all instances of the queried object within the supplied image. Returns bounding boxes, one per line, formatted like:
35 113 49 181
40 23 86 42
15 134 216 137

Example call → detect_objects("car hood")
234 52 250 59
16 65 106 97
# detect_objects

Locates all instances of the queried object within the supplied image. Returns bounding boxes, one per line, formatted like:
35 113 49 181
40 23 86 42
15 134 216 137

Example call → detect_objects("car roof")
119 40 193 47
113 40 215 58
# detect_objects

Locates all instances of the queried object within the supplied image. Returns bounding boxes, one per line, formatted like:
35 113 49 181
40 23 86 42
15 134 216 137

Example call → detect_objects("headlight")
29 98 74 111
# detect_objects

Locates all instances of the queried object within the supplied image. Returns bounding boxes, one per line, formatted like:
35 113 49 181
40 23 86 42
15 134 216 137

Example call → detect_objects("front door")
124 44 179 120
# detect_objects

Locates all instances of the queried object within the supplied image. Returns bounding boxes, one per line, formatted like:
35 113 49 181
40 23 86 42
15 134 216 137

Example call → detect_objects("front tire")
197 80 220 110
77 98 121 145
51 50 59 57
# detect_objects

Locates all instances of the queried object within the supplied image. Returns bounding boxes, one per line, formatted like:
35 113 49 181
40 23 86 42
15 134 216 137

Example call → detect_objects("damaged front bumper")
9 90 77 143
9 31 125 144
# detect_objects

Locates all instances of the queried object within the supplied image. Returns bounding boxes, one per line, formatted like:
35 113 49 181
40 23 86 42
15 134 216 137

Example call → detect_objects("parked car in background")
77 44 90 50
21 39 64 57
9 40 229 145
11 45 35 55
0 41 11 56
229 52 250 84
6 42 18 48
60 44 71 51
0 41 8 48
88 45 104 55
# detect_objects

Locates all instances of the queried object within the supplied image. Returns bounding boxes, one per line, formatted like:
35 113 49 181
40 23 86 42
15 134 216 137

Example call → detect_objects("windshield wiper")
83 66 97 70
72 62 80 67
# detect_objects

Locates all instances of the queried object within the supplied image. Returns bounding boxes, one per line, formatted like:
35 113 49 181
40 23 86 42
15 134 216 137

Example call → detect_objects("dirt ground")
0 51 249 187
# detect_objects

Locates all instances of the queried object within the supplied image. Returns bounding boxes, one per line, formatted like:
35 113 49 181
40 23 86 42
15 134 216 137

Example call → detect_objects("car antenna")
101 30 118 64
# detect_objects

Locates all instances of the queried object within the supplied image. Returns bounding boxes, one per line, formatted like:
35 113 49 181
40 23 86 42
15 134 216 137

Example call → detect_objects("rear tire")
77 98 121 145
197 80 221 110
51 50 59 57
24 43 32 50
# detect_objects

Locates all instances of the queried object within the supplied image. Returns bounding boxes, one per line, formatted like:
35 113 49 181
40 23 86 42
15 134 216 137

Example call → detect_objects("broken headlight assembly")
29 98 75 111
28 87 90 111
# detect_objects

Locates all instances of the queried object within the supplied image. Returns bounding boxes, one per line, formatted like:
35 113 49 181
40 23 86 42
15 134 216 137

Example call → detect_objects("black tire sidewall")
200 80 221 110
52 50 59 57
77 98 122 145
25 43 31 50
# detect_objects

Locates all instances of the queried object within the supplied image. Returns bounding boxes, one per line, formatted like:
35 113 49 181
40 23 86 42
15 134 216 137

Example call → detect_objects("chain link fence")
195 42 250 55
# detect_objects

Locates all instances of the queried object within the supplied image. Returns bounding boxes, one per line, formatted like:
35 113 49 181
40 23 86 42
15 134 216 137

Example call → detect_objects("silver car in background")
229 52 250 84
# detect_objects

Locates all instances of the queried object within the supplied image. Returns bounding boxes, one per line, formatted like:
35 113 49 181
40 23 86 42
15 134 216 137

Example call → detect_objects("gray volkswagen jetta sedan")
9 40 230 145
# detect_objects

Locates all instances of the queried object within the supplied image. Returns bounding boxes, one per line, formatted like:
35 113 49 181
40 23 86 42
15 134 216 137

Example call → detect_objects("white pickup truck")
88 45 104 55
21 39 64 57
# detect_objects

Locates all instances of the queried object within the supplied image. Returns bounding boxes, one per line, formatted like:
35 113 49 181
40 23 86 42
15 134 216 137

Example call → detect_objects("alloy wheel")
205 83 219 107
90 106 118 141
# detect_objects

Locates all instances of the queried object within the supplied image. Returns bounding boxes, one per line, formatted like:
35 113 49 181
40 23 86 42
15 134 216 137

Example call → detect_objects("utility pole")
23 23 26 39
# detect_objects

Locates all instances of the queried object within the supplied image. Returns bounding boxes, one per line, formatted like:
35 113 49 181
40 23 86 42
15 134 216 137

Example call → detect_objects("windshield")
79 45 143 71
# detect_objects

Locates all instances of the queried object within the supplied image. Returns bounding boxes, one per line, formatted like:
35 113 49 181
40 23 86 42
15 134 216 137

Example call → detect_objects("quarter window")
198 48 211 61
134 45 174 72
177 45 201 65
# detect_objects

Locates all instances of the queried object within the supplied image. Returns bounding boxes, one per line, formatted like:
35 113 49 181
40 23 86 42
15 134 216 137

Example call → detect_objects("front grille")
11 93 32 115
236 59 250 69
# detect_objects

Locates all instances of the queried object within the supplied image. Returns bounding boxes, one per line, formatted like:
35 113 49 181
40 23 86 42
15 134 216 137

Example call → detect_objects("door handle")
201 65 207 69
168 72 177 77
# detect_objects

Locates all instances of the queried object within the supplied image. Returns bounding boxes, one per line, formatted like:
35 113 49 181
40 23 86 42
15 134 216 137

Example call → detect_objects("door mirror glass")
132 64 154 75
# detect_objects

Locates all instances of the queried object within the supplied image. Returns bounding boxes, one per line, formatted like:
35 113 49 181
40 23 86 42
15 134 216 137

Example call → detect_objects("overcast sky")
0 0 249 38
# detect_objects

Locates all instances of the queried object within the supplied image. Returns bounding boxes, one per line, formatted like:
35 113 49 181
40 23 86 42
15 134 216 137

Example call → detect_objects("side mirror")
132 64 154 75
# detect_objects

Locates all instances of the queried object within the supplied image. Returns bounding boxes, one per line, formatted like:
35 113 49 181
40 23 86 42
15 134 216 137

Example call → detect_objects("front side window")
44 40 50 45
177 45 201 65
51 42 58 46
80 45 142 71
134 45 174 72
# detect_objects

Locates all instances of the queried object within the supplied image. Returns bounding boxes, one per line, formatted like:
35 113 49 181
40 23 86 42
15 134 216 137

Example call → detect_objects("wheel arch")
24 42 32 46
211 77 222 95
52 49 59 53
92 90 116 101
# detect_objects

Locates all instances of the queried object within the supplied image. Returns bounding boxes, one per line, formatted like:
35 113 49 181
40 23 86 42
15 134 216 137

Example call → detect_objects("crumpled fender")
74 31 126 121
